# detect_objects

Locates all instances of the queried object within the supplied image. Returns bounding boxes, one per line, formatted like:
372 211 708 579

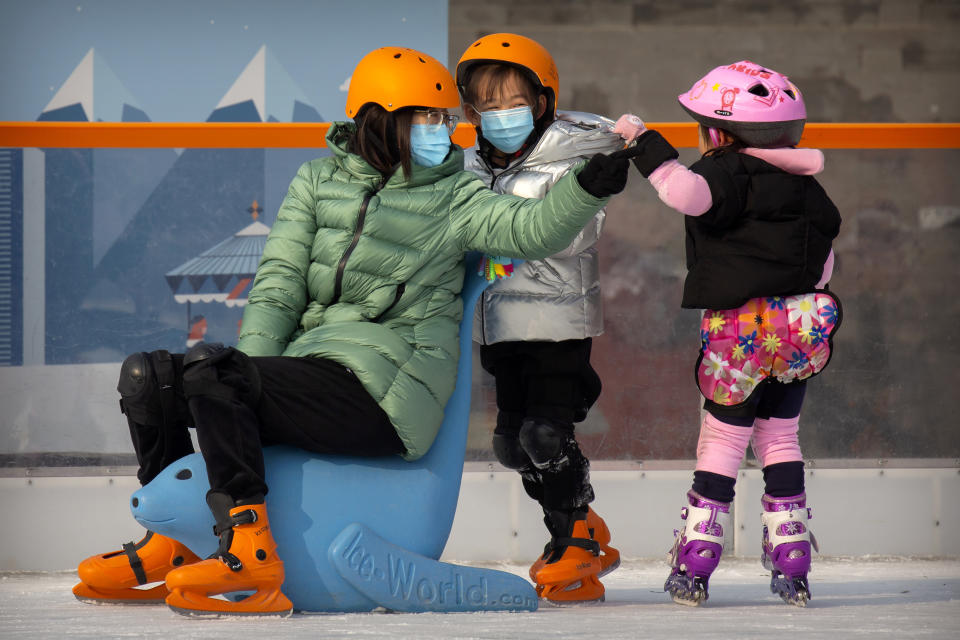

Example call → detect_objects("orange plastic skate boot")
73 531 201 604
164 500 293 616
529 507 620 582
585 507 620 577
533 511 606 604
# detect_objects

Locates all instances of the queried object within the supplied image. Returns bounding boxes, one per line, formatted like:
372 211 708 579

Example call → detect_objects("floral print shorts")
695 291 842 407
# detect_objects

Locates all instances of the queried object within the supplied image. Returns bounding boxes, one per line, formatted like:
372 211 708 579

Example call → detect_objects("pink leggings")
695 413 803 479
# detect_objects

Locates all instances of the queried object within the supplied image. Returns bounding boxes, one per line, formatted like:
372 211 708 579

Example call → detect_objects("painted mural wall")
0 0 448 461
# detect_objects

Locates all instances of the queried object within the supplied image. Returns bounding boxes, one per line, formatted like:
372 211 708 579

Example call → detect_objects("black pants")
480 338 601 427
124 350 403 501
480 338 600 511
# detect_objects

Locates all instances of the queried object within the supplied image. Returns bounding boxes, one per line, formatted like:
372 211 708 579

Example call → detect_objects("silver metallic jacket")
465 111 623 344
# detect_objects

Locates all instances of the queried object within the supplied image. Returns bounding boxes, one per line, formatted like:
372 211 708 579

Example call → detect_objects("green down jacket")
237 122 608 459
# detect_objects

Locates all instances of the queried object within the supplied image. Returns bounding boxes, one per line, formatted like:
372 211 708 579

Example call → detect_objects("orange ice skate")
73 531 200 604
529 507 620 582
164 498 292 617
532 510 607 604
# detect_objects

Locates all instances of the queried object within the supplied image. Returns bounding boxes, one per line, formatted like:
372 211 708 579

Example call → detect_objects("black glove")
576 147 643 198
630 130 680 177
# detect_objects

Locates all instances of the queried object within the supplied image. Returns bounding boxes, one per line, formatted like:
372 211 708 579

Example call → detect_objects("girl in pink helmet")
625 61 842 607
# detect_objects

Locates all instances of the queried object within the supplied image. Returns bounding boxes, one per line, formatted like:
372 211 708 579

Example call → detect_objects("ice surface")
2 557 958 639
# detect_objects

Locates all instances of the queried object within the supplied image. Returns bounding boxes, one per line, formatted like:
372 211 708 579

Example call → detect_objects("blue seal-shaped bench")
129 255 535 612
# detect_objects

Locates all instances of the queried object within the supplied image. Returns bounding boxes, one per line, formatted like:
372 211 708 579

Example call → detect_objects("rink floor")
2 557 958 639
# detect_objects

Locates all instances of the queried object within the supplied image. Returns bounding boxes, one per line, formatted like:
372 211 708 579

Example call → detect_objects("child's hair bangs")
465 64 540 108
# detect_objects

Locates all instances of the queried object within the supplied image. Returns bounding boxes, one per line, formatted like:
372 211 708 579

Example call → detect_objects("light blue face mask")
410 124 451 168
479 106 535 153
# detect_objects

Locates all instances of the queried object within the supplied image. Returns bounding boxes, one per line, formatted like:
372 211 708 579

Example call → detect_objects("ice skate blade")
539 582 606 607
166 588 293 617
72 581 168 605
540 594 605 607
168 603 293 618
537 575 606 605
598 555 620 579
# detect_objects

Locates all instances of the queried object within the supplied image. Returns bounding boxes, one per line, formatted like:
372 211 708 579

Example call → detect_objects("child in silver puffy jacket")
455 32 643 603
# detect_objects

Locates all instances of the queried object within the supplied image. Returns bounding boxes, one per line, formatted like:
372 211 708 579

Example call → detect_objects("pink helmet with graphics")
678 60 806 148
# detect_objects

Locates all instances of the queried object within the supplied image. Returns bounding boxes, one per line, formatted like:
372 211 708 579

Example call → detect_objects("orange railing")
2 122 959 149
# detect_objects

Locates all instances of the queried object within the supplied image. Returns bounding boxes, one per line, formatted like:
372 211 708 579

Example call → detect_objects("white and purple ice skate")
761 492 818 607
664 490 731 606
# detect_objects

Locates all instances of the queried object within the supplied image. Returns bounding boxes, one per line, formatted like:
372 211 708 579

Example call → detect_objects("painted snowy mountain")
38 48 150 122
208 45 323 123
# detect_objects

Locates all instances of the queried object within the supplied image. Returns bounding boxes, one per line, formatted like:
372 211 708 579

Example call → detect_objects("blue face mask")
479 106 535 153
410 124 451 168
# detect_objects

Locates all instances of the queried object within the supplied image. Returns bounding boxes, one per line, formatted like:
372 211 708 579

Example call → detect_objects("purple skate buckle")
778 521 807 536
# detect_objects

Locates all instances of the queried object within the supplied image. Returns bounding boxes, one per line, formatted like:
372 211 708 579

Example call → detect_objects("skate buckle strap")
231 508 258 527
539 539 555 558
152 350 180 431
761 507 810 547
221 551 244 572
205 542 245 572
212 508 258 536
121 540 149 585
209 509 258 572
683 503 729 546
553 536 601 556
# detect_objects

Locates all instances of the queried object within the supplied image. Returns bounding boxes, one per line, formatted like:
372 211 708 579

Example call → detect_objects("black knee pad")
492 432 533 471
518 419 573 467
519 420 593 510
118 350 182 427
183 342 260 407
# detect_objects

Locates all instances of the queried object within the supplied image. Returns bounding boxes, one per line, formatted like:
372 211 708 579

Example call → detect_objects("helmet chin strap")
708 127 722 148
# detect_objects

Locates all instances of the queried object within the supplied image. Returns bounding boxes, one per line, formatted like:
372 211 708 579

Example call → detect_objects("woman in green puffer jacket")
81 47 637 615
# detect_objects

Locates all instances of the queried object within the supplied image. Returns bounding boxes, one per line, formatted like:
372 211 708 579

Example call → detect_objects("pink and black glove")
630 130 679 177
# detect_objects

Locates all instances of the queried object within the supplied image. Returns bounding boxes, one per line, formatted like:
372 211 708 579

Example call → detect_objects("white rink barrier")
1 463 958 571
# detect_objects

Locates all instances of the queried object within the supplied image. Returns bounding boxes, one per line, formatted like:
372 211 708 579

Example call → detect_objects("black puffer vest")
682 150 841 310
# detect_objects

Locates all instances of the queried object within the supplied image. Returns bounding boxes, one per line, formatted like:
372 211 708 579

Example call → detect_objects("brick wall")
451 0 960 461
450 0 960 122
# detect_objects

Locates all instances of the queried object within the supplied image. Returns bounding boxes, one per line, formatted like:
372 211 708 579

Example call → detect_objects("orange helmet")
456 33 559 116
345 47 460 118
